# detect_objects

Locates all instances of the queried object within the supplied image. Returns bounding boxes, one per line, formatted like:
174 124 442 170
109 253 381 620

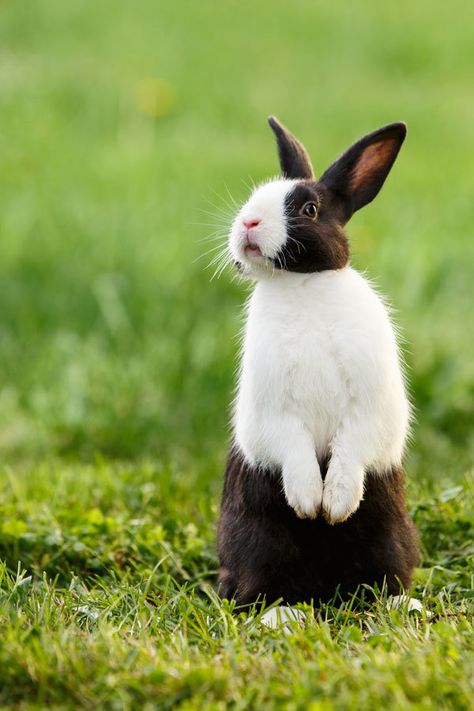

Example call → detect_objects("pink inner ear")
350 138 398 193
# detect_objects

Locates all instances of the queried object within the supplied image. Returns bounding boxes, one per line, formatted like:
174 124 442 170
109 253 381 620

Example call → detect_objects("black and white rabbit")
217 117 420 609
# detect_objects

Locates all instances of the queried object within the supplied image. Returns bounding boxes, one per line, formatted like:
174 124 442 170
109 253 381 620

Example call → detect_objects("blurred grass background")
0 0 473 483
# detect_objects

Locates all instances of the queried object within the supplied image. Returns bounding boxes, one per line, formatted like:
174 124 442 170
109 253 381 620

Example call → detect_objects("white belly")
234 267 409 471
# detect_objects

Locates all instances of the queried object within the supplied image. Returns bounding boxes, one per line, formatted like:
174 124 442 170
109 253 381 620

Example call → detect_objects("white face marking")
229 179 295 276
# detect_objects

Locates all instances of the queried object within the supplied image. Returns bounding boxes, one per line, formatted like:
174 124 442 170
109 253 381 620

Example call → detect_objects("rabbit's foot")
283 459 323 519
322 460 364 524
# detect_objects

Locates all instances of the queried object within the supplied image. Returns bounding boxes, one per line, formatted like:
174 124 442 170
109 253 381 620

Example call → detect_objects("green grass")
0 465 472 709
0 0 473 708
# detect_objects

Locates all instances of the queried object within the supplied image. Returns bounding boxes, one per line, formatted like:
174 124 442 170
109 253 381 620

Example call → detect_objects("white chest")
234 267 409 469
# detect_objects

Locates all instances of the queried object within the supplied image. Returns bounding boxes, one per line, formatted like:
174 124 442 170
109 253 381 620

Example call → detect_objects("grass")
0 0 473 708
0 465 472 709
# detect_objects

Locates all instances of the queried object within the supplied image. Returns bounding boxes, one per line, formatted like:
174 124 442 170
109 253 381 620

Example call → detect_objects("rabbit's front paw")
283 462 323 519
322 461 364 524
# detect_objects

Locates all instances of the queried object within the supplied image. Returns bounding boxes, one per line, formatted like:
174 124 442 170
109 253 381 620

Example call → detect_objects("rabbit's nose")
243 218 261 229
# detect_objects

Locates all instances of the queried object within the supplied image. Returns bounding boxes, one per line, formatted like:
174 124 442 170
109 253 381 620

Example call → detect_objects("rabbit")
217 116 420 607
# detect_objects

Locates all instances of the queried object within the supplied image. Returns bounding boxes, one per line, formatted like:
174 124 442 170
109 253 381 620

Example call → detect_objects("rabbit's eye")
302 202 318 219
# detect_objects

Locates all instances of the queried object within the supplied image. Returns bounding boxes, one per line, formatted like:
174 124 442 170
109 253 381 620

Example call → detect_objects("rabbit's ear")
268 116 315 179
319 123 406 220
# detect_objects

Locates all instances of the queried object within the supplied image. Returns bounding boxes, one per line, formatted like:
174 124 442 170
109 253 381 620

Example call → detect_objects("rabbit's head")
229 117 406 277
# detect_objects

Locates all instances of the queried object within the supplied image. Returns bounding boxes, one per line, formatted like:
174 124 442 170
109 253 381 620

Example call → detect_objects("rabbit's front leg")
270 417 323 519
322 453 365 525
322 418 366 524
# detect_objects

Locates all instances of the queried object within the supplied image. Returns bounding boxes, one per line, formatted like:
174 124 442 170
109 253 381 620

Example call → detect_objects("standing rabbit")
217 117 420 607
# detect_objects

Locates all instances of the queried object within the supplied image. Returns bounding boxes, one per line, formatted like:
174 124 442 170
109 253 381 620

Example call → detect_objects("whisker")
224 183 238 209
206 188 236 216
195 234 228 244
193 242 228 264
244 175 257 191
287 235 305 255
191 222 228 231
207 248 229 268
210 250 233 281
197 208 232 224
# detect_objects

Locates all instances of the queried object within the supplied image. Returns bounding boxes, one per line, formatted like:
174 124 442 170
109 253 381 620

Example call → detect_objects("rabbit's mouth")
244 243 262 257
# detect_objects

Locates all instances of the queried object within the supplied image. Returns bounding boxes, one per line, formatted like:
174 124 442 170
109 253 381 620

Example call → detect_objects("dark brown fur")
277 181 350 272
218 447 420 606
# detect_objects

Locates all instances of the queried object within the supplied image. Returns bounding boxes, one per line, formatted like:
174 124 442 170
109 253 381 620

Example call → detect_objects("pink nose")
243 218 261 229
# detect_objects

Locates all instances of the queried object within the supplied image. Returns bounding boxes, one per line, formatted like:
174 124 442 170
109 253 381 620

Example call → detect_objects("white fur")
231 180 410 523
229 179 296 277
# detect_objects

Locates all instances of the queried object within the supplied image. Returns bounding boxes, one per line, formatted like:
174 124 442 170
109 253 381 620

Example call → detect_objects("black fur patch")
217 447 420 606
273 181 350 272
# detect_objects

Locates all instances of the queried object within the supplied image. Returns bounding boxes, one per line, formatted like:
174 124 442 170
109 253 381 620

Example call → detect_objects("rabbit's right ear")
268 116 315 180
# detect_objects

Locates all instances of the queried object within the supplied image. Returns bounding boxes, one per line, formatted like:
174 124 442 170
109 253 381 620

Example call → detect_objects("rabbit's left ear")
268 116 315 179
319 122 407 221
